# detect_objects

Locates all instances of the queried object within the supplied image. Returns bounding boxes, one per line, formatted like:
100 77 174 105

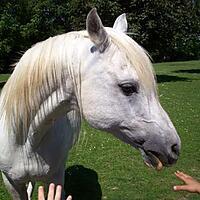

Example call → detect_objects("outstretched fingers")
175 171 191 183
54 185 62 200
38 183 72 200
48 183 56 200
174 171 200 193
38 186 45 200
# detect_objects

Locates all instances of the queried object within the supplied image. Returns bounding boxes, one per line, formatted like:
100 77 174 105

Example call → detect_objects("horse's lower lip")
139 148 163 171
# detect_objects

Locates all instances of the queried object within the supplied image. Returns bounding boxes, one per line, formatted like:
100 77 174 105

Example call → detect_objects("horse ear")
86 8 109 53
113 13 128 33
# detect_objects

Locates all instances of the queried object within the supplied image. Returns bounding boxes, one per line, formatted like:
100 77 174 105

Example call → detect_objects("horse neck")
27 33 86 140
0 32 86 145
25 35 86 147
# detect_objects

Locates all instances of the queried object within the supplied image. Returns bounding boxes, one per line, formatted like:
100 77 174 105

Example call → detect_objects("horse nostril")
171 144 180 156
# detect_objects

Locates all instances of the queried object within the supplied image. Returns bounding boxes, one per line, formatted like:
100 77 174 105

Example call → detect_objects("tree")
0 0 199 72
121 0 200 61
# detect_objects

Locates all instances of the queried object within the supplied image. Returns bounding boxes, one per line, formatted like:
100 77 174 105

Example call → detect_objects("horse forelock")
106 28 157 95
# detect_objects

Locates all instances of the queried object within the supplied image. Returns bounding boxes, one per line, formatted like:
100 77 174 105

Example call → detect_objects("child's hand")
38 183 72 200
174 171 200 194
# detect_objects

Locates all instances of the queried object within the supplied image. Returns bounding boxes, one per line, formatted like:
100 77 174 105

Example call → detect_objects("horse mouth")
139 148 163 171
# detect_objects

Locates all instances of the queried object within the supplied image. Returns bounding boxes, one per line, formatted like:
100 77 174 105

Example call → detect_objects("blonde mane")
0 29 156 143
0 32 84 143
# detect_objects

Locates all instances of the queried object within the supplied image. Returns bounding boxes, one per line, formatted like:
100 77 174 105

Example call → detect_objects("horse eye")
118 82 139 96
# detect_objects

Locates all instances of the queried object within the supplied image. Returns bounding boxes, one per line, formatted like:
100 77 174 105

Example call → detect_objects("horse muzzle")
138 137 181 171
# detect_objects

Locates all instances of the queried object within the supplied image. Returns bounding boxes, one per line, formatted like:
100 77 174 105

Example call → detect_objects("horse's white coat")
0 9 180 199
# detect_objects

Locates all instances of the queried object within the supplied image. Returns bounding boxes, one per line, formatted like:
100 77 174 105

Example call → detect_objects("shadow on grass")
174 69 200 74
64 165 102 200
156 75 191 83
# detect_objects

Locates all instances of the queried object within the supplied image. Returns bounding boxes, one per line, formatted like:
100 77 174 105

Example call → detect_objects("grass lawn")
0 74 10 82
0 60 199 199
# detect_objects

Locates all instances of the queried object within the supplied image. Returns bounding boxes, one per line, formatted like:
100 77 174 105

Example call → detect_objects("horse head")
81 8 181 170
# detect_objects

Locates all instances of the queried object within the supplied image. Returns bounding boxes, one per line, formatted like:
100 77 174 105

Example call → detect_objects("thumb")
173 185 189 191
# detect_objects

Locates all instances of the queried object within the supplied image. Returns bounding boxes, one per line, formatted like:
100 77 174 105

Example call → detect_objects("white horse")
0 9 181 200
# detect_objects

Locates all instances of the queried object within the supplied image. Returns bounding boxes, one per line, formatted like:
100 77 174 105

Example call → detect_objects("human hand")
173 171 200 194
38 183 72 200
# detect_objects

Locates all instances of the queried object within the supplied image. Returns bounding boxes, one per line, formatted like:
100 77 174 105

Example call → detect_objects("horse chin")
113 130 164 171
139 148 163 171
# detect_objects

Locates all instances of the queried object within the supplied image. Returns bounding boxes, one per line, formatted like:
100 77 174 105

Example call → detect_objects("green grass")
0 60 199 199
0 74 10 82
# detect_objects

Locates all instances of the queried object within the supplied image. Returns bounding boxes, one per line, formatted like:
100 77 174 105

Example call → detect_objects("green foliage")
125 0 200 61
0 0 199 72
